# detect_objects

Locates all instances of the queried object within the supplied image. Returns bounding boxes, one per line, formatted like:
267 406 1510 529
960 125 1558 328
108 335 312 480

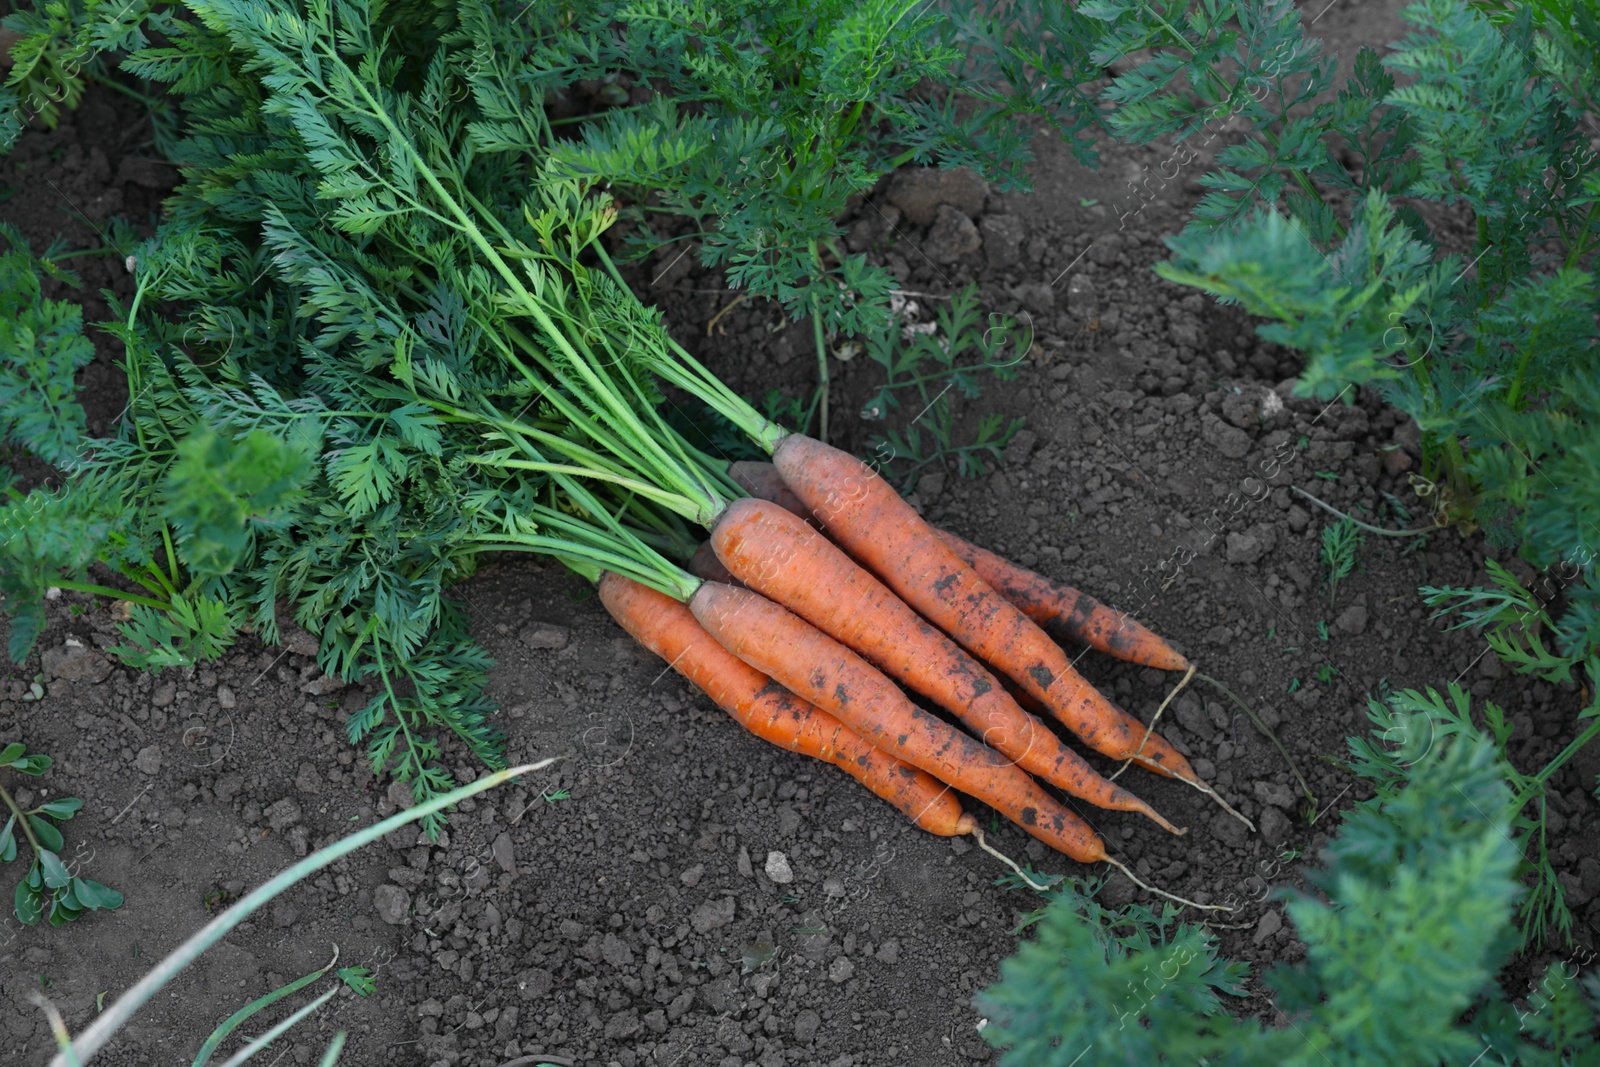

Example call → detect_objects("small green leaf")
0 815 13 862
28 815 64 853
38 849 69 888
0 742 23 765
338 965 377 995
14 876 41 924
72 877 124 911
36 797 83 820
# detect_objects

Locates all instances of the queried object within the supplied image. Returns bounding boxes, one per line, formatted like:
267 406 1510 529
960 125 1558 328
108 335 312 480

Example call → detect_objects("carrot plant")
512 0 1101 440
1067 0 1600 943
979 714 1600 1065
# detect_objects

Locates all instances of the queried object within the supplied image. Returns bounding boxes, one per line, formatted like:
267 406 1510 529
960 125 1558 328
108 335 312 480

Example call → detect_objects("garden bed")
1 2 1595 1063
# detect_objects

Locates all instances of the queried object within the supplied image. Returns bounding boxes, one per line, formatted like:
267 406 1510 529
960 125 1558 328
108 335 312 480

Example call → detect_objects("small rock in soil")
517 967 554 999
373 883 411 925
1010 282 1054 316
680 862 705 886
601 931 634 967
491 831 516 873
265 797 302 832
794 1008 822 1044
294 762 322 795
279 615 320 656
764 850 794 884
300 674 344 695
737 845 753 878
874 939 900 965
827 956 855 983
980 215 1024 269
1254 780 1295 810
152 682 176 707
1099 872 1137 908
134 745 162 775
41 640 112 684
926 204 981 263
690 895 736 934
1226 532 1265 565
1211 810 1250 849
1253 908 1284 945
885 166 987 225
1203 414 1252 459
216 684 236 708
1258 806 1291 847
1003 429 1038 466
1336 604 1369 635
520 621 571 650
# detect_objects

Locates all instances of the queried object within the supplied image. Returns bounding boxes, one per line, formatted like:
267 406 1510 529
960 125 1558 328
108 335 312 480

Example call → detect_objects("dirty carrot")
770 434 1221 800
709 498 1184 834
729 460 1189 672
932 528 1191 672
691 580 1222 907
597 571 964 835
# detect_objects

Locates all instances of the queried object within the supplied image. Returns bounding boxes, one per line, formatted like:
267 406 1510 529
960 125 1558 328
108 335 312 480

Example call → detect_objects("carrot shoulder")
771 433 1200 783
597 572 968 836
709 498 1182 833
688 579 1108 863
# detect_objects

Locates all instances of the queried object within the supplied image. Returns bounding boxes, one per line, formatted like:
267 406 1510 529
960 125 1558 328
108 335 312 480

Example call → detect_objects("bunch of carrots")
111 0 1249 907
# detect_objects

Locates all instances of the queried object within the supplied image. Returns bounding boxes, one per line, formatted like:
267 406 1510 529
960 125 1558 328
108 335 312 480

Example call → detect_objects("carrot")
689 580 1225 907
770 433 1202 785
730 460 1189 672
688 578 1109 862
709 498 1183 834
597 571 966 836
931 529 1191 671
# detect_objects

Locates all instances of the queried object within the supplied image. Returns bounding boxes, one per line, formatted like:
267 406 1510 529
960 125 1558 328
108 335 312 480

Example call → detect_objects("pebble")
265 797 303 832
794 1008 822 1043
764 850 794 884
827 956 855 983
874 940 900 965
520 621 571 650
1336 603 1369 635
679 863 705 887
885 166 987 225
152 683 176 707
737 845 753 878
492 831 516 874
690 895 736 934
134 745 162 775
1259 806 1291 847
926 204 982 263
1253 780 1296 810
1252 908 1284 945
294 762 322 795
373 883 411 925
1226 531 1265 565
216 684 236 709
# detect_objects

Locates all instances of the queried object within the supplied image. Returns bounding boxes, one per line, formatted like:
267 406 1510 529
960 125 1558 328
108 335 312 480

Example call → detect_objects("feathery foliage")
979 712 1600 1064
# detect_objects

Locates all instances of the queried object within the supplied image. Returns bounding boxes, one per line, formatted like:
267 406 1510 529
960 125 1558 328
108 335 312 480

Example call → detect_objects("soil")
2 5 1597 1066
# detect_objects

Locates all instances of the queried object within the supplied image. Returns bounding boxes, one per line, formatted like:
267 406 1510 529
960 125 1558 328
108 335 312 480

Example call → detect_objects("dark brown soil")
2 5 1596 1066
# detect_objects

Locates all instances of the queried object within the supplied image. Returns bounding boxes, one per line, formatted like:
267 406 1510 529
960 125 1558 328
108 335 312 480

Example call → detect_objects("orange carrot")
771 434 1200 784
730 460 1189 671
688 579 1109 862
709 498 1183 834
932 528 1191 672
597 571 967 835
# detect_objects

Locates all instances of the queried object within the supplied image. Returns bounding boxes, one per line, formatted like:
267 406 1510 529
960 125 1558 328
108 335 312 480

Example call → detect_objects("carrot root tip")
968 827 1056 894
1104 858 1231 913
